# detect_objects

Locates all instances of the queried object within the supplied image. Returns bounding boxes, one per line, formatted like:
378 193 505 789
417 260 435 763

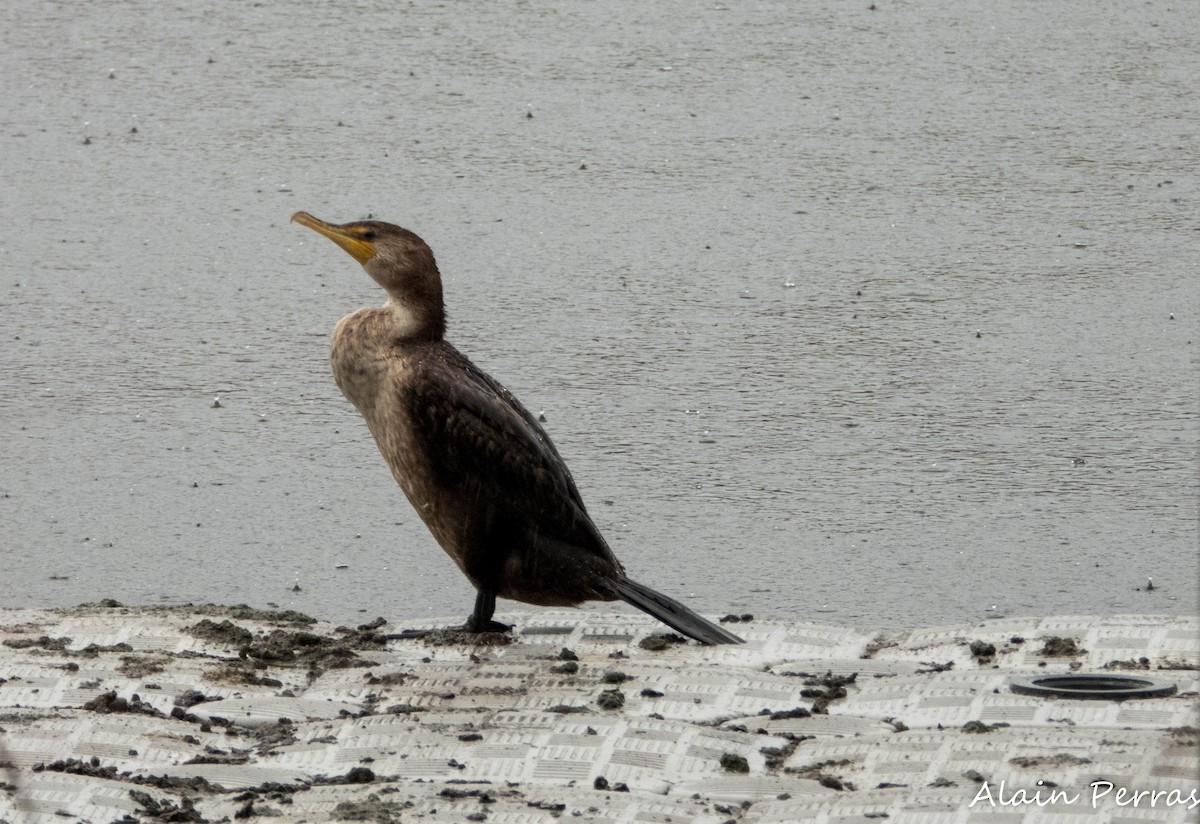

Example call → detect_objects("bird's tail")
613 577 744 645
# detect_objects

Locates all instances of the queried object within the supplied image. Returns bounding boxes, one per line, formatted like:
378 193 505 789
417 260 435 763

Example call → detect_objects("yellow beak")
291 211 376 265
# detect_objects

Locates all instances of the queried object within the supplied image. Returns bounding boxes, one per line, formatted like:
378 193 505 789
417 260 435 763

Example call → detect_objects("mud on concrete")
0 605 1196 823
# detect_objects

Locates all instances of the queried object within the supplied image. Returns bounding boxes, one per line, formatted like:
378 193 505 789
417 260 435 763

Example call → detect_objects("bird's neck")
384 293 445 341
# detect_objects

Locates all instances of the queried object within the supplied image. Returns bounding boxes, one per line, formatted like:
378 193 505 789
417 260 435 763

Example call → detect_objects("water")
2 0 1196 629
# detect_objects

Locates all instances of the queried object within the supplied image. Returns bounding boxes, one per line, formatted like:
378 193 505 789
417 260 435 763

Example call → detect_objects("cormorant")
292 211 742 645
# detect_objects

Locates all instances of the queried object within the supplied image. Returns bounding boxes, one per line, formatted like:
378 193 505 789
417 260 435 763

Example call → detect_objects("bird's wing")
401 349 614 559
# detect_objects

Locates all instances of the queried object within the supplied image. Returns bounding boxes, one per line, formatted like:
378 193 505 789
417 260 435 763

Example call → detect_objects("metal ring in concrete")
1010 673 1178 700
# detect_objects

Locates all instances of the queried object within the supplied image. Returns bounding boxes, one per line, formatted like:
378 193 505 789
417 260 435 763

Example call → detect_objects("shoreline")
1 603 1196 823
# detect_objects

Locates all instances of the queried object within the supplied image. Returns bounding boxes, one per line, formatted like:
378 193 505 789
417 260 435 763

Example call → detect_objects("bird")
292 212 743 645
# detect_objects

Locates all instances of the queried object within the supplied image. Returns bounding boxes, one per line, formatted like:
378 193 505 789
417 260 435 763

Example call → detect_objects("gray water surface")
2 1 1197 629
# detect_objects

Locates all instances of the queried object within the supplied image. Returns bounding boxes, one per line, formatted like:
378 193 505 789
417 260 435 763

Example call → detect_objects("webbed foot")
462 616 512 633
394 590 512 639
393 621 512 639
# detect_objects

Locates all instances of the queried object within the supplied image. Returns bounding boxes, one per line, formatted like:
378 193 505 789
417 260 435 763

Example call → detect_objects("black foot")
394 591 512 639
461 590 509 633
393 620 512 640
462 617 512 633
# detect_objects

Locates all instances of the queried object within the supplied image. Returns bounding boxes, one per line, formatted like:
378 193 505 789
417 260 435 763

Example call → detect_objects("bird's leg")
463 590 511 633
393 590 512 638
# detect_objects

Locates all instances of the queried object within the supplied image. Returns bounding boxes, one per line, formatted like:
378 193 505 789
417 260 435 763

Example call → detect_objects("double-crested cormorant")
292 212 742 645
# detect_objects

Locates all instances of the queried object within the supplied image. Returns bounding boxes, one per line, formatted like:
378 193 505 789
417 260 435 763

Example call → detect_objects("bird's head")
292 211 445 338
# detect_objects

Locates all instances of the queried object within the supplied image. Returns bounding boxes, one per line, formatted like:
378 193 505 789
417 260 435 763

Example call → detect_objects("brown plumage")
292 211 742 644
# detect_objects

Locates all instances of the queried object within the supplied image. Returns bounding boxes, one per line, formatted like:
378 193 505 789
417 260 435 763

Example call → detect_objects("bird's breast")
329 313 449 538
330 310 394 414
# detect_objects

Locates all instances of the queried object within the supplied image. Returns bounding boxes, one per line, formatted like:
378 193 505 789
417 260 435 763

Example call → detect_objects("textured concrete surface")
0 604 1196 823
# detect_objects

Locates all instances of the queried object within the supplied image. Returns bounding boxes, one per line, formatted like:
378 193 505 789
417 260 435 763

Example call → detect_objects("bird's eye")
361 229 377 241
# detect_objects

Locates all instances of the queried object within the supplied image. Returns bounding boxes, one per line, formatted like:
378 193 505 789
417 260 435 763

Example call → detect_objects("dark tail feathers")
613 577 743 645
